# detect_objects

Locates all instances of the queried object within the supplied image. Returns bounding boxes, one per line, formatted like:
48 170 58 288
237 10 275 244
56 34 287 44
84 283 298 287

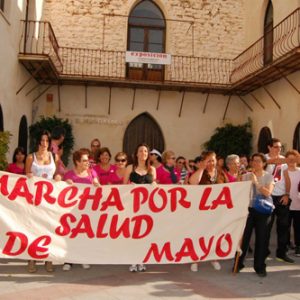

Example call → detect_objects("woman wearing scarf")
156 150 181 184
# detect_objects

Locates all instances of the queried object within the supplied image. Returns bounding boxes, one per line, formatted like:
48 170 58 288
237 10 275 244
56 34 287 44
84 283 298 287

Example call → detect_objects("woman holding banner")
62 148 100 271
156 150 181 184
235 153 274 277
189 150 225 271
123 143 156 272
25 130 59 273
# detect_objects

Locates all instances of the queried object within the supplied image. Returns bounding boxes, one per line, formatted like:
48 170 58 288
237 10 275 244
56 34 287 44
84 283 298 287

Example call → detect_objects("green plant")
203 120 253 158
0 131 12 170
29 116 74 166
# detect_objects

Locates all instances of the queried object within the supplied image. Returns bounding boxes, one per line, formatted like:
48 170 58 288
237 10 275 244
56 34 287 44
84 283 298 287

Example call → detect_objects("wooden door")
123 113 165 161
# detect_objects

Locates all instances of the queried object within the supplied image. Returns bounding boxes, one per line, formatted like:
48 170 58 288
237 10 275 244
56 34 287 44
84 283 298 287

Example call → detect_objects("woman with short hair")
93 147 116 185
156 150 181 184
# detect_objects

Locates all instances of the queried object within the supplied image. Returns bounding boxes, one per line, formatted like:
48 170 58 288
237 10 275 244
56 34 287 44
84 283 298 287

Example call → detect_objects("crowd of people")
4 127 300 277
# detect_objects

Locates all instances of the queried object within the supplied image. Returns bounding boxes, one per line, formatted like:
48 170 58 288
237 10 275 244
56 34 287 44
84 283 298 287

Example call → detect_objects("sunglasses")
116 159 126 163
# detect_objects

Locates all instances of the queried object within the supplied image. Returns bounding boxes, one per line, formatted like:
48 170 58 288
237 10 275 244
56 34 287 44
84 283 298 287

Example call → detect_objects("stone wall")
42 0 245 59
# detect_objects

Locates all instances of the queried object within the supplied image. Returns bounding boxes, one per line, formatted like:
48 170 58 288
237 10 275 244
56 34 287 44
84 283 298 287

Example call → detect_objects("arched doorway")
257 126 272 153
127 0 166 81
18 115 28 152
123 112 165 160
293 122 300 152
0 104 3 131
263 1 273 65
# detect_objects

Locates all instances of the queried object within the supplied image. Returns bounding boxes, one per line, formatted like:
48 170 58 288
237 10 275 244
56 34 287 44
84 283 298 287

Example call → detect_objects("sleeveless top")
130 170 153 184
31 152 56 179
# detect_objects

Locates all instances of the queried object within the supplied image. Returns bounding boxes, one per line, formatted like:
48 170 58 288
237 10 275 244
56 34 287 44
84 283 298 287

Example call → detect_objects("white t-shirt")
265 153 287 196
288 168 300 211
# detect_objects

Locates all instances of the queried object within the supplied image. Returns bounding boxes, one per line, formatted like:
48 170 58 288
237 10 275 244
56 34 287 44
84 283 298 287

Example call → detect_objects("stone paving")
0 245 299 300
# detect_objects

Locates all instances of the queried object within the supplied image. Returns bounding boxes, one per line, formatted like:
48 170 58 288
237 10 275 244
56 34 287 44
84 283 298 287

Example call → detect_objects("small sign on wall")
126 51 171 65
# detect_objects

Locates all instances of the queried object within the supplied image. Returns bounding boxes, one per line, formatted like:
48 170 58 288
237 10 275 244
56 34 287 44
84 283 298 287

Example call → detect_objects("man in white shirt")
265 138 294 264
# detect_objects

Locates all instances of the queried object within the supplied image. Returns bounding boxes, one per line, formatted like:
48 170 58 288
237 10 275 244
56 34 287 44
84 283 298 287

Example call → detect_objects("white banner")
126 51 171 65
0 171 251 264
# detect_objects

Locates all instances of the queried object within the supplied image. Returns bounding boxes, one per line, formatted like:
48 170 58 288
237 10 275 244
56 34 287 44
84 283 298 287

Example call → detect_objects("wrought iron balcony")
18 8 300 95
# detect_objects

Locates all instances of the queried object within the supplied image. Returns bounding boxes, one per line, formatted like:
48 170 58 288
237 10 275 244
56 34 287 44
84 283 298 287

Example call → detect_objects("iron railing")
231 8 300 83
19 20 63 72
19 8 300 86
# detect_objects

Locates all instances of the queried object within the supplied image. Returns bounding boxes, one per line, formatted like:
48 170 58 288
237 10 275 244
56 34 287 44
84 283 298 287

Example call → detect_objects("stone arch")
123 112 165 161
257 126 272 153
293 122 300 152
18 115 28 152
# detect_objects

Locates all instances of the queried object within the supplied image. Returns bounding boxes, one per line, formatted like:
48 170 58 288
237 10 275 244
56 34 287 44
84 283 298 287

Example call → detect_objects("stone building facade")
1 0 300 162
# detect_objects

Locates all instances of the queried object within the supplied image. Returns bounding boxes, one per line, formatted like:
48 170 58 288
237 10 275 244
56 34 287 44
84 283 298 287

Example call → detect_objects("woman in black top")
123 143 156 272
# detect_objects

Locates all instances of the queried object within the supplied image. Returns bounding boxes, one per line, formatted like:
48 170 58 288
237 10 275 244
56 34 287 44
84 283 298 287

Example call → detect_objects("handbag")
253 194 275 215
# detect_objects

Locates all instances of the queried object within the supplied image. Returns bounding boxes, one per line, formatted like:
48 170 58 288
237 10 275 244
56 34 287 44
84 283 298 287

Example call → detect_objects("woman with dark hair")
51 126 66 154
189 150 225 271
123 143 156 272
93 147 116 185
109 152 128 184
235 153 274 277
25 129 59 273
6 146 26 174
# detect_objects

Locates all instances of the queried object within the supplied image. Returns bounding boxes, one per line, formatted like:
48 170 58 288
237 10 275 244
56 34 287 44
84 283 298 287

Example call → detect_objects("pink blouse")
6 163 25 175
64 169 97 184
156 165 181 184
93 164 117 185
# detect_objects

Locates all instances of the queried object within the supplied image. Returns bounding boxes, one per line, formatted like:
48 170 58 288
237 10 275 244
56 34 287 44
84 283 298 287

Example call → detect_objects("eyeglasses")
150 153 157 156
169 157 176 160
81 159 89 163
91 144 100 147
116 159 126 163
272 145 282 149
177 161 185 164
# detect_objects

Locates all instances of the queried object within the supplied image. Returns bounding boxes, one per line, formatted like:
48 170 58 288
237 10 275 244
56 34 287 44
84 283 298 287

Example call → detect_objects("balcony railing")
18 7 300 91
19 20 63 73
231 8 300 83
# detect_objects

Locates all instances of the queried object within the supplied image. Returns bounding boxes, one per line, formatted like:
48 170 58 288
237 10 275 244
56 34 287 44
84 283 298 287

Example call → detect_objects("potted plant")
0 131 12 170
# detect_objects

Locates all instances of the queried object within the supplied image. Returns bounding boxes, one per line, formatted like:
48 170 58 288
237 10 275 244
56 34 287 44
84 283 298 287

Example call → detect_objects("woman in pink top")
109 152 128 184
223 154 241 183
63 148 99 271
64 148 99 185
156 150 181 184
93 147 116 185
6 147 26 175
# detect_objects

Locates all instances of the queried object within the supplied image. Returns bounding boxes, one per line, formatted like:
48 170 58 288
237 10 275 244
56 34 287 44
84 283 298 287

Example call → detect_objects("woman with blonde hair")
156 150 181 184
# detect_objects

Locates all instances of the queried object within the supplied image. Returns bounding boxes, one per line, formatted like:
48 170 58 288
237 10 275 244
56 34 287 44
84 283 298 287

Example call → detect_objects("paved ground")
0 242 299 300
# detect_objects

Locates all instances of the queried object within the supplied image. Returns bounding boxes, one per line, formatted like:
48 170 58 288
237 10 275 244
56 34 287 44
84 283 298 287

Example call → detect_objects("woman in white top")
25 130 59 273
283 150 300 256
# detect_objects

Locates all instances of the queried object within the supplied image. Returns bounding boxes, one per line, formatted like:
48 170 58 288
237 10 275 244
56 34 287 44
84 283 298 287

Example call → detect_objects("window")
293 122 300 152
127 0 166 81
264 1 273 65
0 0 4 12
257 126 272 153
